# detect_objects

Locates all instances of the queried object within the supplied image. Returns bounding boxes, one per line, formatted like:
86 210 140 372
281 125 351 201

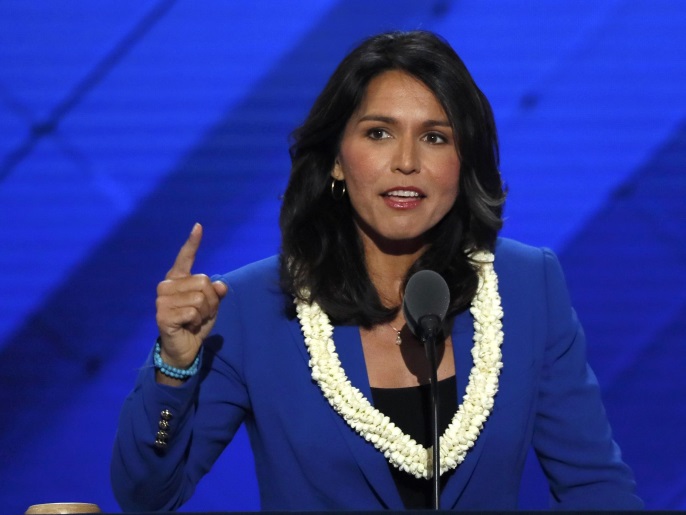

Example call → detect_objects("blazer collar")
288 308 490 509
440 309 490 508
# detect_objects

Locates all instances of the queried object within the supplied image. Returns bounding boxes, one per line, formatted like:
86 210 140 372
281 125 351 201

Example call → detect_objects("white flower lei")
295 250 504 479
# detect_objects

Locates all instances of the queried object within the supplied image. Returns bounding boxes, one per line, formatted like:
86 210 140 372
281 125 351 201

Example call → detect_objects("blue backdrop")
1 1 685 513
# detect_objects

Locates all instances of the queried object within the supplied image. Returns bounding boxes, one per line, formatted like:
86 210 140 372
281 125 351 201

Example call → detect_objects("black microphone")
403 270 450 344
402 270 450 510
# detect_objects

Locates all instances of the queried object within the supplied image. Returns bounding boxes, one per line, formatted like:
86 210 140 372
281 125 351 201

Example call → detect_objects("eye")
367 128 390 140
423 132 448 145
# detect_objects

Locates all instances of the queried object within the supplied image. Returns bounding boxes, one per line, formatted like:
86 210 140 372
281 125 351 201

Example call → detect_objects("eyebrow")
357 114 452 128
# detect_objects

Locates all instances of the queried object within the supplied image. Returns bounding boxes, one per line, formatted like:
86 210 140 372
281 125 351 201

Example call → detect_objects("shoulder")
210 255 288 337
213 255 280 295
211 255 286 318
494 236 552 263
493 237 546 278
494 237 562 276
492 237 570 310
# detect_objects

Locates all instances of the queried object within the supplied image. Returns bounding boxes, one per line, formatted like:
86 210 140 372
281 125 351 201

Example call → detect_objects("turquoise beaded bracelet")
153 341 200 380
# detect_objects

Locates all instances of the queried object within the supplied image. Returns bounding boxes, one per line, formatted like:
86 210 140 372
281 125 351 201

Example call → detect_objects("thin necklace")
388 323 402 345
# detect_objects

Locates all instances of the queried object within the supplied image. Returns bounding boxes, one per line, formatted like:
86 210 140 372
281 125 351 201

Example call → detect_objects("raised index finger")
166 223 203 279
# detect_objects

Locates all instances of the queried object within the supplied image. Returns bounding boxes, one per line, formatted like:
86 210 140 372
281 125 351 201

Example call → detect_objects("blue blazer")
111 238 642 511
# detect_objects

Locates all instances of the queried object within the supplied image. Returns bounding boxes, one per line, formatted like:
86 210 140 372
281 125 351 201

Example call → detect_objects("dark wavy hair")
279 30 505 327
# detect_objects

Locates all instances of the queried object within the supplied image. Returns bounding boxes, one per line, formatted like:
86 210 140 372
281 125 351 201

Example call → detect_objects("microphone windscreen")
402 270 450 337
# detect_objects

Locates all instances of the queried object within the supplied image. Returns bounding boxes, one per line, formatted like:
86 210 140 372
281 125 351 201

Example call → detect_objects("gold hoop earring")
330 178 346 200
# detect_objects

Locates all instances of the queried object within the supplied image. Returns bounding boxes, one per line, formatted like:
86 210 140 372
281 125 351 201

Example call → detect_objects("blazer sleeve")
110 287 251 512
533 248 643 510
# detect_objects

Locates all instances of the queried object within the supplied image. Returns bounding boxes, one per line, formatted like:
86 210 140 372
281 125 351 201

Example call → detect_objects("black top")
370 375 458 509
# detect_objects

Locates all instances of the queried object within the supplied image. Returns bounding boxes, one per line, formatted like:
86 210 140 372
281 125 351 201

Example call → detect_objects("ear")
331 159 344 181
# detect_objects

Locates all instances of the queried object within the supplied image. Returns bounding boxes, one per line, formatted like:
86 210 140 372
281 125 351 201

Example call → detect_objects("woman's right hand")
155 223 228 370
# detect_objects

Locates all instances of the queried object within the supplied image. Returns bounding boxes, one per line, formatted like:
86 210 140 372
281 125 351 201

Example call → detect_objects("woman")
111 31 642 510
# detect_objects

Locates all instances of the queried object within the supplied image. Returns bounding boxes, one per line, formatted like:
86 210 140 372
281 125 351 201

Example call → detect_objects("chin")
354 215 434 251
370 229 428 253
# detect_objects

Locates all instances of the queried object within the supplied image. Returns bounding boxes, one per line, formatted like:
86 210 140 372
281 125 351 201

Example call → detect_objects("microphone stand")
420 315 442 510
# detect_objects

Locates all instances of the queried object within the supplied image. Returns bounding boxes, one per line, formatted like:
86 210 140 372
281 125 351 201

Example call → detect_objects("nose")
392 136 419 175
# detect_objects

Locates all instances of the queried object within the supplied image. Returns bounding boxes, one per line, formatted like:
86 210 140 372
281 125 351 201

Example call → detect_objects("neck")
357 227 426 308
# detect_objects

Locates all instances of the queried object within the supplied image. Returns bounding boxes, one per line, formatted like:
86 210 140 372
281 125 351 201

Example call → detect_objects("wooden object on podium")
25 503 101 514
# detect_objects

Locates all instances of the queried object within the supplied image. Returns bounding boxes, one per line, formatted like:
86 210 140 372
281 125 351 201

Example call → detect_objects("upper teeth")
387 190 419 197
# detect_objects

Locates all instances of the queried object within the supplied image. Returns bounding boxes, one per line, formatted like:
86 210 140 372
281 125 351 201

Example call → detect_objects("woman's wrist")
153 341 200 380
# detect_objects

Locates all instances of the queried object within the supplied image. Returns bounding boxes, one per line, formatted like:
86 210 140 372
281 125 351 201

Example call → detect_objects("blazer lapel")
328 325 406 509
440 308 491 509
287 318 404 509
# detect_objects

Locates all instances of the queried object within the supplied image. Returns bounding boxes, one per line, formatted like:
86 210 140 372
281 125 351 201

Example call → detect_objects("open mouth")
382 189 425 199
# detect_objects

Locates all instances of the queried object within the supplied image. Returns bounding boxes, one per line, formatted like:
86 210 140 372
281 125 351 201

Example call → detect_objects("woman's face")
333 70 460 252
